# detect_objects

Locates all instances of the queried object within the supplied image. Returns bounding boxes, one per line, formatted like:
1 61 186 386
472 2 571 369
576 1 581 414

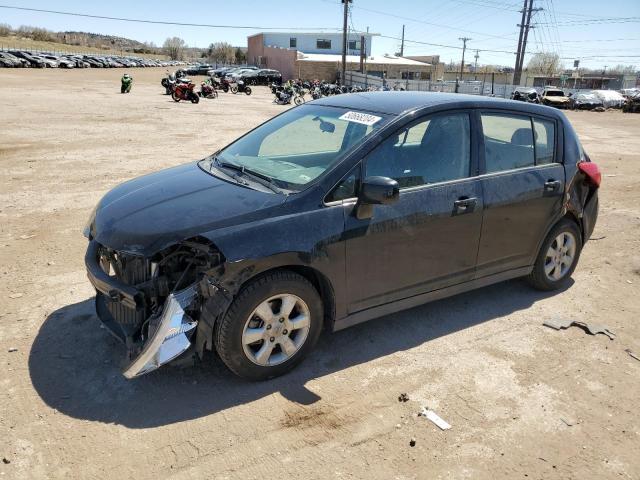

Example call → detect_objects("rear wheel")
190 92 200 104
294 95 304 106
231 86 238 94
172 92 181 102
527 219 582 291
245 87 252 95
215 270 323 380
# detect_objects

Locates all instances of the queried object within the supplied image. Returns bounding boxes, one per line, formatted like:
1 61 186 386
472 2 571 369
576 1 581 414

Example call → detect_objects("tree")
526 52 562 77
0 23 11 37
207 42 235 64
163 36 186 60
608 64 636 75
235 47 246 65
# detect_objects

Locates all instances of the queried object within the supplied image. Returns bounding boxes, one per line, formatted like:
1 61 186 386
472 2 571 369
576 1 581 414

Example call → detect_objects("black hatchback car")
84 92 600 380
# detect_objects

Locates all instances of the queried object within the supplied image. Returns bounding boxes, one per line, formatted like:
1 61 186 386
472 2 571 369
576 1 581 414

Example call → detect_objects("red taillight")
578 161 601 188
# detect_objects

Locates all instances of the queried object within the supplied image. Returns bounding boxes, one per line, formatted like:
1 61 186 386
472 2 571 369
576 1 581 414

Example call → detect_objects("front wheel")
190 92 200 104
294 95 304 106
172 91 181 102
244 87 252 95
215 271 323 380
527 219 582 291
231 86 238 94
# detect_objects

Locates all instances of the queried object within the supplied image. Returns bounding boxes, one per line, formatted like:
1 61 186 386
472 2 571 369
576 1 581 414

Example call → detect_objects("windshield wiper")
212 156 284 194
211 156 250 186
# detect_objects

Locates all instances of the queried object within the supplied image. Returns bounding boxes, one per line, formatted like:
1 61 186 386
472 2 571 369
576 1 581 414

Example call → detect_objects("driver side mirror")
356 176 400 220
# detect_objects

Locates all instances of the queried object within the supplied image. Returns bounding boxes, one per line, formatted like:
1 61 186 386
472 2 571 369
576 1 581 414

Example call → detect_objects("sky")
0 0 639 70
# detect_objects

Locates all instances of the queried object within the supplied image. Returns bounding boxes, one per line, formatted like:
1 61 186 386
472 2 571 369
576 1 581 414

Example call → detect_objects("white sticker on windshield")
339 111 382 126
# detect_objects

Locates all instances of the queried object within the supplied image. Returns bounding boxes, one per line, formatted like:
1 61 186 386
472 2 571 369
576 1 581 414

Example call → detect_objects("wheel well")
238 265 336 330
562 211 583 239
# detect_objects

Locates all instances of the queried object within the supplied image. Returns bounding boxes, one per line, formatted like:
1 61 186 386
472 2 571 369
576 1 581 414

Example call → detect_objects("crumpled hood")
90 161 285 256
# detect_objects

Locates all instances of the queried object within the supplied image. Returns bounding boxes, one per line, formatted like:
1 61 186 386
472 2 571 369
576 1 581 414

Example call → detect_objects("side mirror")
356 176 399 220
360 176 400 205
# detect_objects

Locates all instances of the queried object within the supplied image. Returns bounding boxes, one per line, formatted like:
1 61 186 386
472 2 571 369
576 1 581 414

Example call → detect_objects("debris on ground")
8 348 18 353
625 349 640 362
2 457 10 464
418 407 452 430
543 318 615 340
560 417 579 427
9 293 23 299
409 438 416 447
18 234 36 240
398 393 409 403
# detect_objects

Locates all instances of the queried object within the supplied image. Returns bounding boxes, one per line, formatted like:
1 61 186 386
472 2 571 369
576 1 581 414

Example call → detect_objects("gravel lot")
1 68 639 480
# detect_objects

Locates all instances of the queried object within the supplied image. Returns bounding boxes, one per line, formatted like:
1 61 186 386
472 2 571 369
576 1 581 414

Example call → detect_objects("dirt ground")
1 68 639 480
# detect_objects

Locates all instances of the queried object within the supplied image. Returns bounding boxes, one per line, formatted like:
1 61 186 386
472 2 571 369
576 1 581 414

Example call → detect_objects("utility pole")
513 0 541 85
513 0 527 85
360 35 365 73
601 65 608 88
400 24 405 57
341 0 351 86
474 50 479 80
455 37 471 93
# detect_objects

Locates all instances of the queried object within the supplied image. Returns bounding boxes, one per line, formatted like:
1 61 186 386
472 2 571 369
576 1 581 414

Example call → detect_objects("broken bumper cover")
123 285 199 379
85 240 144 310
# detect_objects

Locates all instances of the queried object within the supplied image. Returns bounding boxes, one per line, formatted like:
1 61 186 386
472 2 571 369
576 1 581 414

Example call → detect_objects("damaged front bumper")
122 286 198 379
85 240 203 379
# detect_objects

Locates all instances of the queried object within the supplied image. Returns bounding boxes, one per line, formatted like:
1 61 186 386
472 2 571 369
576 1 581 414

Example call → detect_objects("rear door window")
481 113 534 172
533 118 555 165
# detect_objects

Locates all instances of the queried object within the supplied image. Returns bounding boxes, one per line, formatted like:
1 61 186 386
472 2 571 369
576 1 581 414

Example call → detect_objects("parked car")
242 69 283 85
0 51 29 67
10 51 46 68
510 87 539 103
541 87 570 108
84 92 600 380
185 64 215 75
569 92 603 110
591 90 626 109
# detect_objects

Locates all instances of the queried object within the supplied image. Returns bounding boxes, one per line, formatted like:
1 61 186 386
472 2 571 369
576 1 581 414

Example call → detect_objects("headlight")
83 204 98 239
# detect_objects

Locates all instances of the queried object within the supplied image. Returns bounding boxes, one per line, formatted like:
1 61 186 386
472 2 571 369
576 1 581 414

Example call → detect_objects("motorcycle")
172 80 200 104
231 79 252 95
199 80 218 99
214 77 233 93
161 70 189 95
273 85 305 106
121 74 132 94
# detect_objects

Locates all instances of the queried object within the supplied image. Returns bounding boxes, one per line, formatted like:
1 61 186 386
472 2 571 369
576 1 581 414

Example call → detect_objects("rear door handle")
544 179 561 192
453 196 477 214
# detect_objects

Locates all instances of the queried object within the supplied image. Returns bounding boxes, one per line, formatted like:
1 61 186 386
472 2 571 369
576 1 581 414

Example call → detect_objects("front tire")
172 92 181 102
190 92 200 104
294 95 304 106
527 219 582 291
245 87 252 95
215 271 323 380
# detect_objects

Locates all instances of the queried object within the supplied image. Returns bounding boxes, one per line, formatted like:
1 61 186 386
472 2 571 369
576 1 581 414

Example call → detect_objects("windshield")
214 104 390 191
545 90 564 97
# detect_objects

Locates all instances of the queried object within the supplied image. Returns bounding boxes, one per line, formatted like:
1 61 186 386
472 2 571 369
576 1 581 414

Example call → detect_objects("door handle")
544 179 561 192
453 196 477 214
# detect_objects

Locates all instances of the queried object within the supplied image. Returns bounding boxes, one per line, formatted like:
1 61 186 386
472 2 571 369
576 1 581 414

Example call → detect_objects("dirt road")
1 68 639 479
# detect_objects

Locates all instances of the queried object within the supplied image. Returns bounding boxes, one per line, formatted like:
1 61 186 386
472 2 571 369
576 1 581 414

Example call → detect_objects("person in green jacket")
121 73 133 93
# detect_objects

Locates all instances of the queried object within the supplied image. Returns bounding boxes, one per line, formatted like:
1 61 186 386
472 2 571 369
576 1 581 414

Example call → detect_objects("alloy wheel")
544 231 577 281
241 294 311 366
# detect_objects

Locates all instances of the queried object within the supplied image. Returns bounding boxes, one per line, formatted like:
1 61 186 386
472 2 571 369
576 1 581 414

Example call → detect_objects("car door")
476 111 565 277
341 111 484 313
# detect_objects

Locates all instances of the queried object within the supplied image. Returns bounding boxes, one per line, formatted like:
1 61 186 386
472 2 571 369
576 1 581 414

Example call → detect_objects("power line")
377 34 516 54
0 4 343 31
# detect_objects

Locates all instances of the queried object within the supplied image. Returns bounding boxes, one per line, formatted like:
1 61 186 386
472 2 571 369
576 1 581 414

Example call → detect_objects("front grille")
99 246 150 328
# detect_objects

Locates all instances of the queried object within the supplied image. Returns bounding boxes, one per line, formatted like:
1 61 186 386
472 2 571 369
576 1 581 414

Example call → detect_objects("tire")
222 86 229 93
294 95 304 106
215 270 324 380
190 92 200 104
231 86 238 94
245 87 252 95
527 218 583 291
172 92 181 102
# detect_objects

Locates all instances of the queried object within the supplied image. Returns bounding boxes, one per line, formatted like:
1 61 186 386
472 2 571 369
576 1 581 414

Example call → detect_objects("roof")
248 31 380 38
297 52 429 66
311 91 566 117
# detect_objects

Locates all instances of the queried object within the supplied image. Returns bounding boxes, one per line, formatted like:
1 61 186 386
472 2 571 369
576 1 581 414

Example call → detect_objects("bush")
0 23 11 37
